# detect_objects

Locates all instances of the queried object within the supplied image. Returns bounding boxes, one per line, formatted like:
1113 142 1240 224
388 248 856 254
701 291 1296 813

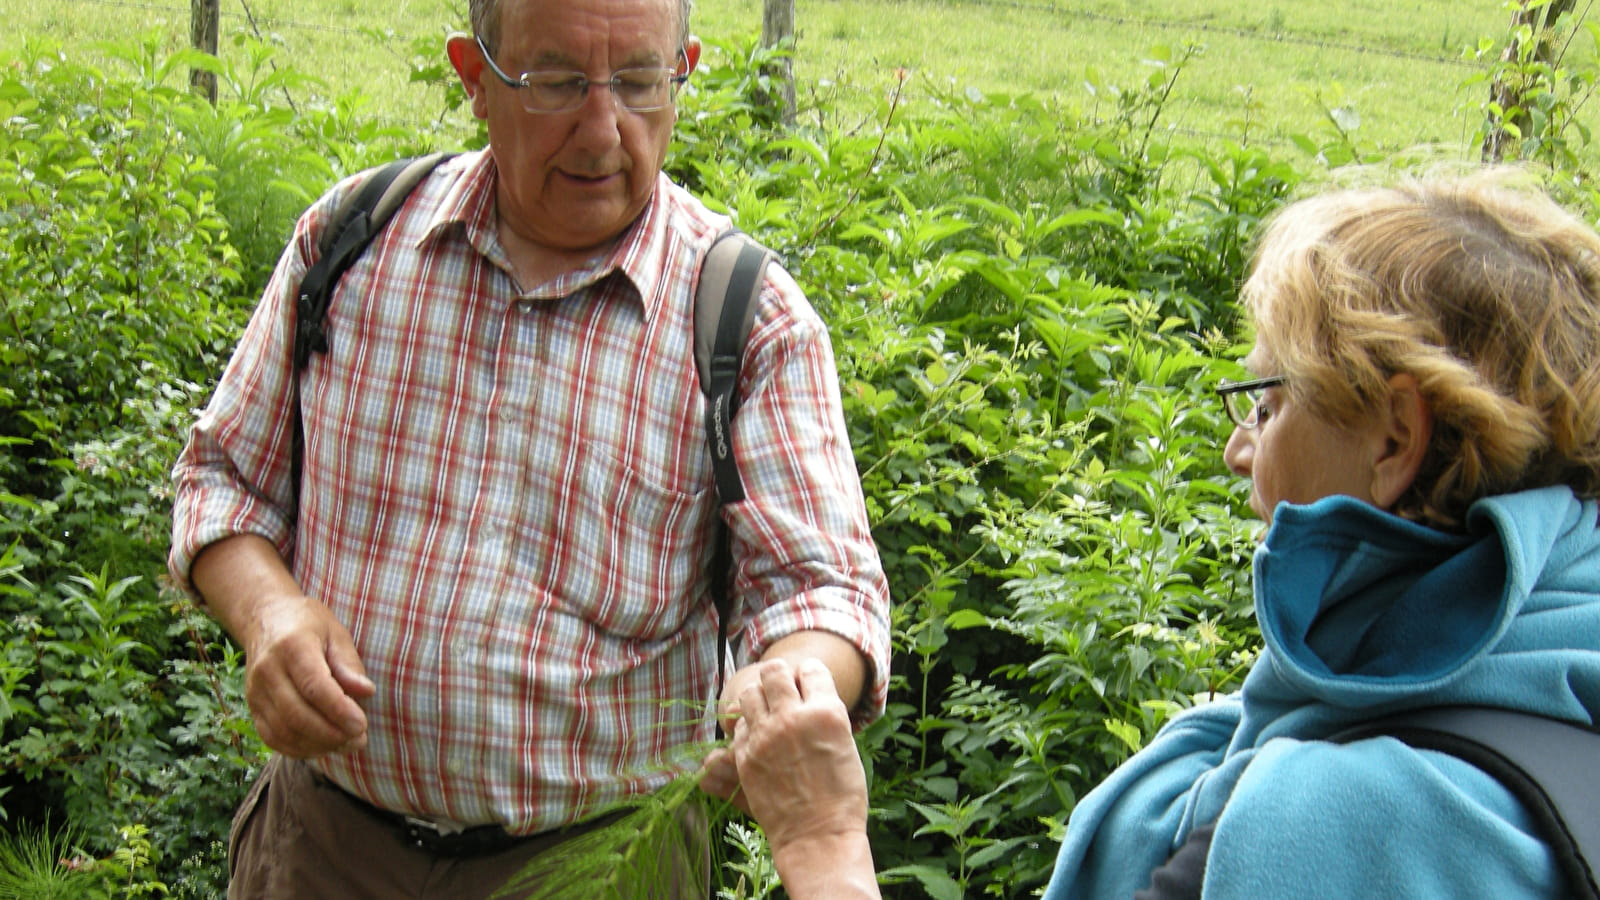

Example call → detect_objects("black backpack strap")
692 230 773 730
294 152 456 371
290 152 457 512
1332 706 1600 900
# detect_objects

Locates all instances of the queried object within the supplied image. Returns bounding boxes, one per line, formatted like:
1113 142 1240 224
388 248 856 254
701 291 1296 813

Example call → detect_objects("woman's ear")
445 32 490 121
1369 372 1433 510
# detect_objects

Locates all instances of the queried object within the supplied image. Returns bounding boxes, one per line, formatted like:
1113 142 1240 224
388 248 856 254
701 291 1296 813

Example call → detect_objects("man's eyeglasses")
474 34 688 114
1216 376 1286 429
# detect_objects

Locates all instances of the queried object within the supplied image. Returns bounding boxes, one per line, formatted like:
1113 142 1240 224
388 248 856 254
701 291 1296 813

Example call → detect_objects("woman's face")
1222 345 1387 526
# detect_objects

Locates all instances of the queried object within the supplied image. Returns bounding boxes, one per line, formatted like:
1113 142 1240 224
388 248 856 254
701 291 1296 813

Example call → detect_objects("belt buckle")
402 816 458 851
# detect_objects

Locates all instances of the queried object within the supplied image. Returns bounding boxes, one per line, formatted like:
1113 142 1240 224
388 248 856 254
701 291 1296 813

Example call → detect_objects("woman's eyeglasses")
1216 376 1286 429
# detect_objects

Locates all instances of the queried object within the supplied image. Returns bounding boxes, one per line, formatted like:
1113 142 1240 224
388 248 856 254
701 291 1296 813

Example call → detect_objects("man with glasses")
169 0 890 895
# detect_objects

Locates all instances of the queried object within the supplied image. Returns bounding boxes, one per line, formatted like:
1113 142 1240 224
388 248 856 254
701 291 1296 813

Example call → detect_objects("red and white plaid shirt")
170 150 890 833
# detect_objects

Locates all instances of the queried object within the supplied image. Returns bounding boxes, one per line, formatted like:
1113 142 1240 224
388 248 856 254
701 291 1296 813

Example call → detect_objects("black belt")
399 816 528 858
318 775 529 858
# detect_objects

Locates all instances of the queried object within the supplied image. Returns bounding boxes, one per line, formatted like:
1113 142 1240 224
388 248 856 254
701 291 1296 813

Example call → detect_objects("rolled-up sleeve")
168 219 316 594
724 263 893 723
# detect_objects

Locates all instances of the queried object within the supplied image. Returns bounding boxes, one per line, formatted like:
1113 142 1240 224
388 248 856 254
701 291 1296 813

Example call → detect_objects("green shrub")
1 49 240 490
0 43 265 898
1464 0 1599 176
0 819 108 900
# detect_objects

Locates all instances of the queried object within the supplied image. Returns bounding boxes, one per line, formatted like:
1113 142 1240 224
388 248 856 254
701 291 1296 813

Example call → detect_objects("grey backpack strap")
695 230 771 504
1333 706 1600 900
692 229 773 729
1156 708 1600 900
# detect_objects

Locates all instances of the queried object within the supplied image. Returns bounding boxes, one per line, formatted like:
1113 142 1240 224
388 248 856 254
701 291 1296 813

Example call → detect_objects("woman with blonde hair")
703 169 1600 898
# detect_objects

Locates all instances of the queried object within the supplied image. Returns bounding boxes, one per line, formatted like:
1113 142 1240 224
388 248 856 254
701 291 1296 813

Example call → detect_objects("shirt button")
446 758 465 775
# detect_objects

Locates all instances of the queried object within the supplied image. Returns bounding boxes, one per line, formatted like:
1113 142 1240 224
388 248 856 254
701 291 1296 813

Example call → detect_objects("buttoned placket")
434 292 542 800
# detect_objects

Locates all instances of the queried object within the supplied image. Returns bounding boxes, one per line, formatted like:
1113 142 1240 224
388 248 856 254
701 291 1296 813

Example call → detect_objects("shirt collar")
433 151 673 321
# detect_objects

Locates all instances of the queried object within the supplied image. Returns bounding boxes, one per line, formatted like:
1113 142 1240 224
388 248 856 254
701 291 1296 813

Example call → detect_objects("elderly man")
169 0 890 895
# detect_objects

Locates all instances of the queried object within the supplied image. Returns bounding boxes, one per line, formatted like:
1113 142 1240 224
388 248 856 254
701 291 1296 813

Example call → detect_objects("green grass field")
0 0 1580 163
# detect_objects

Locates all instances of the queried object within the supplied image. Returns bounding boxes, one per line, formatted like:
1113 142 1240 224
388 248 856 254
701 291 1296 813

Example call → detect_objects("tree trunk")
1482 0 1577 162
761 0 796 126
189 0 219 104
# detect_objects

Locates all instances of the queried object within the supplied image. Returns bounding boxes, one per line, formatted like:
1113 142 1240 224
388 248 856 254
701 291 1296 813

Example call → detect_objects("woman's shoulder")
1202 735 1560 897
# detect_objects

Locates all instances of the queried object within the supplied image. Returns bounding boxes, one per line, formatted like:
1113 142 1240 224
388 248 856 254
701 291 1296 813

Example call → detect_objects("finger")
794 657 839 703
250 678 360 758
719 701 739 727
717 663 763 733
736 678 770 725
300 670 369 744
698 748 737 796
249 648 367 756
756 657 801 709
328 640 376 700
697 749 755 815
716 695 741 735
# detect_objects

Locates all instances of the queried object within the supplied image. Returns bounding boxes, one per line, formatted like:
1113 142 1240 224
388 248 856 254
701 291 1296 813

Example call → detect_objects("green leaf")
944 609 990 630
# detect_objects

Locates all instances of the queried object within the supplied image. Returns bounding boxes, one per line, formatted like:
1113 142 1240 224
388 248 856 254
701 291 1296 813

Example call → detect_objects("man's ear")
1369 372 1433 510
681 36 702 75
446 32 490 121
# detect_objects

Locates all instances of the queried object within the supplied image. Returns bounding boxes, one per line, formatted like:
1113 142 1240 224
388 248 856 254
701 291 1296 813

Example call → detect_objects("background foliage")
1 4 1596 897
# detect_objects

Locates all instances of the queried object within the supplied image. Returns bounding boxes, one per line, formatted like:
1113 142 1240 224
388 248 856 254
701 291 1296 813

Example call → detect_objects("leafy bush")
1464 0 1599 176
1 45 241 523
0 42 265 898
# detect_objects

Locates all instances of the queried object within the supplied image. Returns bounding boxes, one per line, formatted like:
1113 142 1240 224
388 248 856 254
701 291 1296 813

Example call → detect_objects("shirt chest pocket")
524 441 716 640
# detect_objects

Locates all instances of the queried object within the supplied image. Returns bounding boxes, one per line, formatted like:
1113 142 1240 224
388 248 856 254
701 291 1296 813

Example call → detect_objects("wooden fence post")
1482 0 1577 162
761 0 796 125
190 0 219 104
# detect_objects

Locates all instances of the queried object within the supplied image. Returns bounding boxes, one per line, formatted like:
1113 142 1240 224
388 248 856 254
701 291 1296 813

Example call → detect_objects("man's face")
466 0 684 255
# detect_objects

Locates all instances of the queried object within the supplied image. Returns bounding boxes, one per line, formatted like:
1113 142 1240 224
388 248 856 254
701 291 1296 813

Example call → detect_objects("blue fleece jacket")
1042 486 1600 899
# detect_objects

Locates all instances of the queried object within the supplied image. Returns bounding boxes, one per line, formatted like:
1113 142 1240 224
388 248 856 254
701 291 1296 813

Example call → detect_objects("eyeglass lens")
523 70 676 113
1226 389 1261 427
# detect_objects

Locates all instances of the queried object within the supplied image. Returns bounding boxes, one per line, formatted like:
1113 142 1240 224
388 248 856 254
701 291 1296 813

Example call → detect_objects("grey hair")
470 0 693 57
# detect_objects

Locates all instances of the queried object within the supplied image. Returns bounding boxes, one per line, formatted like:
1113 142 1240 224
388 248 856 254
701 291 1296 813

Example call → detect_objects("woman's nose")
1223 426 1253 478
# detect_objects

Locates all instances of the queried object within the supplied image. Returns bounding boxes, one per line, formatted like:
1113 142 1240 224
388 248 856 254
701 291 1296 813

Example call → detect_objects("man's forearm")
190 533 303 646
191 532 374 756
756 630 868 710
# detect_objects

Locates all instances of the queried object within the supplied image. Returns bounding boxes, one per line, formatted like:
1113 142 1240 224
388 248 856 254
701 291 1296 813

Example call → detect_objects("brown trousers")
227 756 710 900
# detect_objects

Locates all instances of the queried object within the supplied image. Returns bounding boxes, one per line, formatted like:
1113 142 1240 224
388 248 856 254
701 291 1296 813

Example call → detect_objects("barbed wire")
54 0 1481 72
939 0 1480 70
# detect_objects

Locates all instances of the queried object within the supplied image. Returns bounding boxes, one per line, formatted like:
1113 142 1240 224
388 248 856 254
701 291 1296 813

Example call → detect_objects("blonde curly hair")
1242 169 1600 531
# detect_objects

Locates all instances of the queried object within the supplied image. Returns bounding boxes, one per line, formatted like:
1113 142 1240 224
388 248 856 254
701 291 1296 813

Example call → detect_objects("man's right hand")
239 591 374 757
191 534 375 758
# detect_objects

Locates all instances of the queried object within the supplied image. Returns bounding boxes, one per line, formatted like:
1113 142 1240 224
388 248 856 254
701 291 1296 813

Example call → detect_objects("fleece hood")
1240 486 1600 743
